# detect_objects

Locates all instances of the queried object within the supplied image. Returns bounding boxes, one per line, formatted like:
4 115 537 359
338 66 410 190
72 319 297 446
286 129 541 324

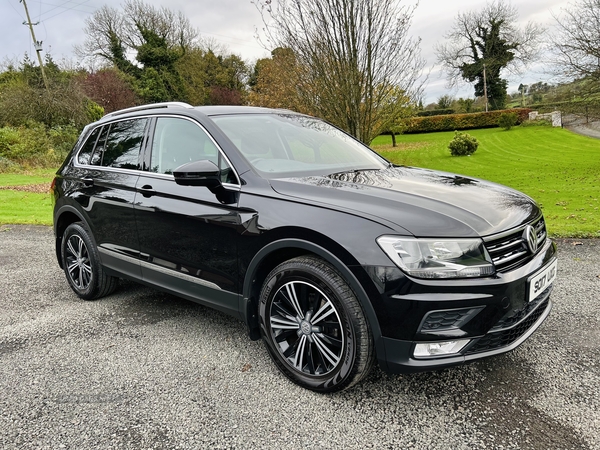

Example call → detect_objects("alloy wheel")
65 234 93 290
268 280 344 376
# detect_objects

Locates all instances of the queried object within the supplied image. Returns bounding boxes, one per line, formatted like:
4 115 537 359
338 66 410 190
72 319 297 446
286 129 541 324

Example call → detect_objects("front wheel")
61 222 117 300
259 256 374 392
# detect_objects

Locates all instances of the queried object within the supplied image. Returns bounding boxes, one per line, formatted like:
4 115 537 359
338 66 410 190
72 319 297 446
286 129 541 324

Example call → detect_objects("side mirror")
173 160 221 188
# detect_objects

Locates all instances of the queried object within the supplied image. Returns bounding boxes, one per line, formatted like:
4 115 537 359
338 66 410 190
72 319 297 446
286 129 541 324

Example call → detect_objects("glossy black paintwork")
134 173 239 293
270 167 539 238
52 104 556 375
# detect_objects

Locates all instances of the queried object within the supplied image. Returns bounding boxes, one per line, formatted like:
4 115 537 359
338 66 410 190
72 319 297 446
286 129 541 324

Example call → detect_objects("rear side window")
77 127 101 165
101 119 148 169
90 126 108 166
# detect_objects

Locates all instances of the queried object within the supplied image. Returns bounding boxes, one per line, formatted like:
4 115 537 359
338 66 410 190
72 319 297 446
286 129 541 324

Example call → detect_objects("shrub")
498 112 518 130
85 100 105 123
0 121 78 170
404 108 531 133
448 131 479 156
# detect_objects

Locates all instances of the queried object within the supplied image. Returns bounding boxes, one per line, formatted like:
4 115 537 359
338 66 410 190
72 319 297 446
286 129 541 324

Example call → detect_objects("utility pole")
482 62 487 112
20 0 49 90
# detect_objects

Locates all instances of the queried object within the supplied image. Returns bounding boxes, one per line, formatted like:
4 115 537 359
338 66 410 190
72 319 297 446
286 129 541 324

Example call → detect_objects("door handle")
140 184 156 197
82 178 94 187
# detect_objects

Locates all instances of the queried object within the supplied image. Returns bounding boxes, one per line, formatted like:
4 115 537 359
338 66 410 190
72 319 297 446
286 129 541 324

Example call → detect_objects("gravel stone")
0 226 598 449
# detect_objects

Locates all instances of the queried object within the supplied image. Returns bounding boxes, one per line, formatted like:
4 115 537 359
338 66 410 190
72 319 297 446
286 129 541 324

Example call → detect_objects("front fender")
241 238 387 364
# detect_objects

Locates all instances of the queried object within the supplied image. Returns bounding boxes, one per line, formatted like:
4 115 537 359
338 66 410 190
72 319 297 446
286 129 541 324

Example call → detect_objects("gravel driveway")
1 225 599 449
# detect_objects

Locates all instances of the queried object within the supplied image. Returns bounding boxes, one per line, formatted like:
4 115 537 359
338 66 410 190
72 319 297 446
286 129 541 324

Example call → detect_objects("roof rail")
102 102 194 119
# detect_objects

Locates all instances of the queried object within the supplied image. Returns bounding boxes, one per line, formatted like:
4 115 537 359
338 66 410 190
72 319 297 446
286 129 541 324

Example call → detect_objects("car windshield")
211 113 389 178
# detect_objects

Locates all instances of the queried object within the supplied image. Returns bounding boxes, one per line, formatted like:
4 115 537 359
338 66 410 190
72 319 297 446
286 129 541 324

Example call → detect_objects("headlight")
376 236 494 279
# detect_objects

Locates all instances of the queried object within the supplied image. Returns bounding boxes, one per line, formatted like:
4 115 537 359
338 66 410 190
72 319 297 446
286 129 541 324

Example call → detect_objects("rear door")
74 117 149 279
134 116 242 316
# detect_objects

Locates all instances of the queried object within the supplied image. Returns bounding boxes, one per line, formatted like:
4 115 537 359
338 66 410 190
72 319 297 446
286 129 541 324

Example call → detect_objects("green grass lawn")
0 169 56 226
371 126 600 237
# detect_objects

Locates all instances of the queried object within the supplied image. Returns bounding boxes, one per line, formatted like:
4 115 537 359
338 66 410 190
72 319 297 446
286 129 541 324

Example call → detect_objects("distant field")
371 126 600 237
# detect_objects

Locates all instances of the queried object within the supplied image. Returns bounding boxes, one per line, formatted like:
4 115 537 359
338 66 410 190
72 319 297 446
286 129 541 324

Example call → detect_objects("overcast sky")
1 0 573 103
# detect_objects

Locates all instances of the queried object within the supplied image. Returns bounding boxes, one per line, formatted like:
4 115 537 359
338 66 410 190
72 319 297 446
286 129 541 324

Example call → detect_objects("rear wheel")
61 222 117 300
259 256 374 392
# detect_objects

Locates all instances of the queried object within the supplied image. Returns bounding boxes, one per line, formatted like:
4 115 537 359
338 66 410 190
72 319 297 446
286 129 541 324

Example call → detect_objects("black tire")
259 256 374 392
61 222 118 300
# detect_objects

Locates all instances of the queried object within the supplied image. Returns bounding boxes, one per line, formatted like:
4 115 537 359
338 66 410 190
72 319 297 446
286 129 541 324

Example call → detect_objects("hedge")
416 109 454 117
403 108 532 134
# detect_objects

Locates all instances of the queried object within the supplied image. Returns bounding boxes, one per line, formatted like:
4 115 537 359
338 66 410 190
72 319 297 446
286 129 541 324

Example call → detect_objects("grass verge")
0 169 55 225
371 126 600 237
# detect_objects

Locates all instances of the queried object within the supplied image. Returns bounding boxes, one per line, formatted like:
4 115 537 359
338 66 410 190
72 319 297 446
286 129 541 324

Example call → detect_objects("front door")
134 116 242 316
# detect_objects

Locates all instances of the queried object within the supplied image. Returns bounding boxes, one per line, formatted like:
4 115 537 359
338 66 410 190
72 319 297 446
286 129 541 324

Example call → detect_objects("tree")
0 55 100 129
551 0 600 96
79 68 137 113
176 48 248 106
255 0 424 144
437 95 454 109
248 48 307 112
80 0 197 102
435 1 542 110
80 1 248 105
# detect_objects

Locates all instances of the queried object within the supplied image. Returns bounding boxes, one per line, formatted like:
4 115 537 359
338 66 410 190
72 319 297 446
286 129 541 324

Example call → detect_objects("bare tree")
551 0 600 83
435 1 542 110
254 0 425 144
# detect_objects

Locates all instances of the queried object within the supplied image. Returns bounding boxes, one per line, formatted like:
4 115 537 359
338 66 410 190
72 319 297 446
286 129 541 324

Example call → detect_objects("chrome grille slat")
485 216 547 273
488 239 523 254
492 250 528 266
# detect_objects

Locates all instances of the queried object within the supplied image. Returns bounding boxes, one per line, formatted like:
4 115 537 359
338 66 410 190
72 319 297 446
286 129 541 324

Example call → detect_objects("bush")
498 112 518 130
404 108 531 133
448 131 479 156
0 121 78 170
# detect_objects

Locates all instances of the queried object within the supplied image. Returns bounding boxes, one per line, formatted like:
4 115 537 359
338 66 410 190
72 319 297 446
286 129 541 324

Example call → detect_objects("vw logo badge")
301 321 312 335
523 225 538 254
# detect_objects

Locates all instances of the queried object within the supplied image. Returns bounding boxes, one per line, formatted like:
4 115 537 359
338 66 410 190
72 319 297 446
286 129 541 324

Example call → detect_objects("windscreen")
211 114 388 177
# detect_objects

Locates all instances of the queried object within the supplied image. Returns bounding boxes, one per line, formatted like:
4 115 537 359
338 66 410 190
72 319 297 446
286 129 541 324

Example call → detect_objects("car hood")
269 167 540 238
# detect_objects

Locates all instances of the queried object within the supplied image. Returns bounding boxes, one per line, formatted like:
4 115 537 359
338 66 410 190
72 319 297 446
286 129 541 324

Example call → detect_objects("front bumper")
362 239 557 374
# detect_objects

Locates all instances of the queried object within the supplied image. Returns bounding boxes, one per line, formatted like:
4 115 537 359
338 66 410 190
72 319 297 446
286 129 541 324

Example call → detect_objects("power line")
34 0 95 20
6 0 26 20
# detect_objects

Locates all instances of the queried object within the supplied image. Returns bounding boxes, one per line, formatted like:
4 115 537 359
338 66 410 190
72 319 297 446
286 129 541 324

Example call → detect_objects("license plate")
528 259 557 302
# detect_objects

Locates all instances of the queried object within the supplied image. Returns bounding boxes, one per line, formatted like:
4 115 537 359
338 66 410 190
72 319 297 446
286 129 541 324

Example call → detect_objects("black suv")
52 102 557 392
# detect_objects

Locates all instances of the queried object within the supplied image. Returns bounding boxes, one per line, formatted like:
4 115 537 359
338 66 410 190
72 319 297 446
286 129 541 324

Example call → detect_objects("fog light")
414 339 471 358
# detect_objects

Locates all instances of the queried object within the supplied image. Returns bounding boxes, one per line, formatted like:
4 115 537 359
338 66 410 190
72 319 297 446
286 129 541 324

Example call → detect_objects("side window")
77 127 101 165
101 119 148 169
150 117 237 184
90 126 108 166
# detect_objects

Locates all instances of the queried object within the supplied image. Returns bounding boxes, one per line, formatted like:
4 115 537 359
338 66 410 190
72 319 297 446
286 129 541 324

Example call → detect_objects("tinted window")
77 127 101 165
150 117 237 184
90 126 108 166
101 119 148 169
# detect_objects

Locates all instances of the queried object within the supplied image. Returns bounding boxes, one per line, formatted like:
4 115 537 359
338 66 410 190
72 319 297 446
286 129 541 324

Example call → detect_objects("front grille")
465 298 549 355
484 216 547 273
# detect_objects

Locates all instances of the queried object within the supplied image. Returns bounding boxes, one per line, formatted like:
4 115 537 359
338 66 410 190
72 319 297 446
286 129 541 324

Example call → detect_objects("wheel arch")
53 205 88 269
241 238 384 358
